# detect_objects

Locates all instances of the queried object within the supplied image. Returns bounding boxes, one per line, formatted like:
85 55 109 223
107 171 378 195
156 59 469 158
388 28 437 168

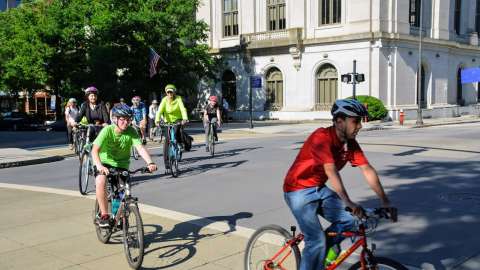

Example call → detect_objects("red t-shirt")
283 126 369 192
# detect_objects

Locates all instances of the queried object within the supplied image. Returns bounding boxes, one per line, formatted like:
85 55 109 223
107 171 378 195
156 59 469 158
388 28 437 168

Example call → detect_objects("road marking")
0 182 256 240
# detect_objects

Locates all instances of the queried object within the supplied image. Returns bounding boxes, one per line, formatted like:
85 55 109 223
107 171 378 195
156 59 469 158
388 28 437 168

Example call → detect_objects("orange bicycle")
244 208 407 270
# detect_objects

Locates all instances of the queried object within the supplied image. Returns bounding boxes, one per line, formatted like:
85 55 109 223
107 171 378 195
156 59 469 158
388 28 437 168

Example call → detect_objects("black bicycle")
160 122 182 177
206 119 218 157
73 125 88 159
93 166 151 270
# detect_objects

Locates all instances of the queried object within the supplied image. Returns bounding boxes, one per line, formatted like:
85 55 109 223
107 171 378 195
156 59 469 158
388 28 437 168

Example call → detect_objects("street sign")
461 67 480 84
50 95 56 111
355 74 365 82
341 74 351 83
250 76 262 88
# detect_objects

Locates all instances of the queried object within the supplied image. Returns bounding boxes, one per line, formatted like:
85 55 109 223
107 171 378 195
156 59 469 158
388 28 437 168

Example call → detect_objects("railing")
241 28 302 49
243 30 288 43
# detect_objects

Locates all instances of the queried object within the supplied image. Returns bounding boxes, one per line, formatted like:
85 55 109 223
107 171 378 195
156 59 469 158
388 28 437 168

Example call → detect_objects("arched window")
454 0 461 35
222 70 237 110
223 0 238 37
267 0 286 31
457 68 463 105
265 68 283 110
320 0 341 25
315 64 338 111
409 0 421 27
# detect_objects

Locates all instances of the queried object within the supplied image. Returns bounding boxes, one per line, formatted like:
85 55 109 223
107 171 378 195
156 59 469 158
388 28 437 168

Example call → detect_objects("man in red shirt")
283 99 395 270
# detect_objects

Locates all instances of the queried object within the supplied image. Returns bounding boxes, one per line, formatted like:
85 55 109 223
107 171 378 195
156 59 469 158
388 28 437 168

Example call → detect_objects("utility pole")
352 60 357 99
416 0 424 126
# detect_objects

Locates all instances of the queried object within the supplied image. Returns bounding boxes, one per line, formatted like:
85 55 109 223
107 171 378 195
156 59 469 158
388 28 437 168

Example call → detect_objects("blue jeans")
284 186 355 270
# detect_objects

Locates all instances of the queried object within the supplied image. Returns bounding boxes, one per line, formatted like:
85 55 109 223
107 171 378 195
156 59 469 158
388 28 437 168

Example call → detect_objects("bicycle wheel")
123 203 144 269
245 225 300 270
348 256 408 270
78 153 92 195
93 199 112 243
77 135 85 159
169 147 179 178
131 146 139 160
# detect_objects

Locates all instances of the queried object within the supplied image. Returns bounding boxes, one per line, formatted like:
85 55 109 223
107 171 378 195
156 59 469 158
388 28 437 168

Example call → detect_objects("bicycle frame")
264 224 371 270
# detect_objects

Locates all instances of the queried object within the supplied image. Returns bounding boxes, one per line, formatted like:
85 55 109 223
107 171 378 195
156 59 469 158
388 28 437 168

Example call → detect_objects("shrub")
354 95 388 121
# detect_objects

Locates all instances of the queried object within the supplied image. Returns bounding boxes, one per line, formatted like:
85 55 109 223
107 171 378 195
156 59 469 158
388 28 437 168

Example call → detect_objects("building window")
409 0 421 27
457 68 463 105
265 68 283 110
315 64 338 111
267 0 286 31
223 0 238 37
320 0 341 25
454 0 461 35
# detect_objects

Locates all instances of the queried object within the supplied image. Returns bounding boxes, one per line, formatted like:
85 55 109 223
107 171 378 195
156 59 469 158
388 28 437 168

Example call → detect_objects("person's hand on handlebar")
97 165 110 175
346 203 366 219
147 163 157 173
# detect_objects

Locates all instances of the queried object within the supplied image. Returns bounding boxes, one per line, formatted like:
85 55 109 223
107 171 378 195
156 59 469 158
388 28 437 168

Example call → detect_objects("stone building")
197 0 480 120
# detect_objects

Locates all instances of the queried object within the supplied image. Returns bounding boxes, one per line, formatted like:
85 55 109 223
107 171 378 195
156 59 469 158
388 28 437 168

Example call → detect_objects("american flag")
149 48 160 78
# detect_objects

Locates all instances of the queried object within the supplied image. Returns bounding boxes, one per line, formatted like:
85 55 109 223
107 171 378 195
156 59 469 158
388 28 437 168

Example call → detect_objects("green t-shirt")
93 125 141 169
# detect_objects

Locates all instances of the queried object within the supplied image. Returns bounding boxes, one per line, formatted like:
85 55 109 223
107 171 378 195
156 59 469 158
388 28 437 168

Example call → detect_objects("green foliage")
354 95 388 121
0 0 220 113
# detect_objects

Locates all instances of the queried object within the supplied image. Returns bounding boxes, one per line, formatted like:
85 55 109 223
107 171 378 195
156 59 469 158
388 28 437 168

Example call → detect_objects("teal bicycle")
161 122 182 177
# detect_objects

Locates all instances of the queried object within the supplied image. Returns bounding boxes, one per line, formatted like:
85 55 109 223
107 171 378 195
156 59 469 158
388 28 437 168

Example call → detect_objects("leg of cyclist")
95 172 110 227
212 117 218 141
320 187 356 247
67 124 74 149
163 127 170 169
140 119 147 144
175 123 184 150
284 187 328 270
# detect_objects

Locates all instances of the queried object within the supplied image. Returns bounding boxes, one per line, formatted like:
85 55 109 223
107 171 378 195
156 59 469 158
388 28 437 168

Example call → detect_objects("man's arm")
324 163 355 208
216 107 222 126
75 103 86 123
358 164 390 207
92 144 109 175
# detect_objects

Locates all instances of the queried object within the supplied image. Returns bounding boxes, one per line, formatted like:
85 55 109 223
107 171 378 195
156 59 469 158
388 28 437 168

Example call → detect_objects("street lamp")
416 0 424 126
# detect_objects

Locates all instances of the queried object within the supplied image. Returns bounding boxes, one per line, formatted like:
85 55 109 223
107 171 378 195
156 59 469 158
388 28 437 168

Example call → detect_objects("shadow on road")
357 160 480 269
142 212 253 269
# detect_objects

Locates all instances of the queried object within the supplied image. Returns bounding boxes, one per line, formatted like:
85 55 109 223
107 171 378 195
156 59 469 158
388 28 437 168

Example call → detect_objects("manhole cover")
438 192 480 205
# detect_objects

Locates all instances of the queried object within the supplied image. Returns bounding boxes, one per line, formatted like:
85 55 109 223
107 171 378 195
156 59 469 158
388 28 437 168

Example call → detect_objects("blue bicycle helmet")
331 99 368 118
111 104 133 118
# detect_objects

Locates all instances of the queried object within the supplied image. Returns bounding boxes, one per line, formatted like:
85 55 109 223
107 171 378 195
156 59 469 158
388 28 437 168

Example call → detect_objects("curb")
0 155 64 169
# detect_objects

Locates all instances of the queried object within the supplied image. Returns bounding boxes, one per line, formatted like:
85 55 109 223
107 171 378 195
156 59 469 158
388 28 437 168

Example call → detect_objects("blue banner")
250 76 262 88
461 67 480 84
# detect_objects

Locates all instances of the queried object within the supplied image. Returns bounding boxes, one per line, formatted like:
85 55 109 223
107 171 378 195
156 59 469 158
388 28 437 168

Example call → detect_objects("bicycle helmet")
209 96 218 102
111 104 133 118
331 99 368 118
85 86 98 95
165 84 176 93
68 98 77 103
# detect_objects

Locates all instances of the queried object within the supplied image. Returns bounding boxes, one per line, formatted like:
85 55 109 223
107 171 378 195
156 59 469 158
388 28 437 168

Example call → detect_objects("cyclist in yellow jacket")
155 84 189 169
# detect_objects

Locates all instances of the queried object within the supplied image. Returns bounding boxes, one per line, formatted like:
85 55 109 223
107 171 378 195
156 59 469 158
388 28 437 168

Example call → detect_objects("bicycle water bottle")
111 195 120 216
324 244 340 266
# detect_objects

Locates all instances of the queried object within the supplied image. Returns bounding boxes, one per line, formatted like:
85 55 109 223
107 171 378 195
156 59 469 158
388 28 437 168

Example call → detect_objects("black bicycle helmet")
331 99 368 118
111 104 133 118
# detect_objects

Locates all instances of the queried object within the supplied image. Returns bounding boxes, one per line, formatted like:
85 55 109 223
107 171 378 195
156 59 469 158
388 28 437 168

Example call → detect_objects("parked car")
0 112 45 131
44 119 67 131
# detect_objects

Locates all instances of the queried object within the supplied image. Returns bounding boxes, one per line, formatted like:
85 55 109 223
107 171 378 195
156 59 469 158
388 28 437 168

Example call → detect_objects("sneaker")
96 214 110 228
206 146 209 152
214 135 218 142
142 139 147 145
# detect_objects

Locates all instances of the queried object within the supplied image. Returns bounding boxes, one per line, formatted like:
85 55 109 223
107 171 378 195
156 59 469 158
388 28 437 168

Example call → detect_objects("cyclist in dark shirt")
74 86 110 141
203 95 221 152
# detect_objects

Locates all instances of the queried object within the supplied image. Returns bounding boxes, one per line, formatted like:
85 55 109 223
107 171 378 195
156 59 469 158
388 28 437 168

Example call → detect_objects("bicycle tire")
244 224 300 270
77 136 85 159
93 199 113 243
169 148 179 178
79 153 91 195
209 124 215 157
348 256 408 270
131 146 139 160
123 203 144 269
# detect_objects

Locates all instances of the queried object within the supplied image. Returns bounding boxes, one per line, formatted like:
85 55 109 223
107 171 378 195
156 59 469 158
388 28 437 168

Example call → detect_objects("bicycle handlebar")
97 167 152 176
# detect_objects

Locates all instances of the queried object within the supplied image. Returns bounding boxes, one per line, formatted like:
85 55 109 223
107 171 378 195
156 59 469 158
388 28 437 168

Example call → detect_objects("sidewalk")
0 186 251 270
1 114 479 169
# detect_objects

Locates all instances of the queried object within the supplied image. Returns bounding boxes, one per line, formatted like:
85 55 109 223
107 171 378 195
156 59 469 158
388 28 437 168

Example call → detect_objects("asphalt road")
1 123 479 269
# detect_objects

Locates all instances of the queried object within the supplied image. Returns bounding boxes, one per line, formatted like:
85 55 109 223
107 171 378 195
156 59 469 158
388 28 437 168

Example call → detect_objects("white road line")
0 182 256 239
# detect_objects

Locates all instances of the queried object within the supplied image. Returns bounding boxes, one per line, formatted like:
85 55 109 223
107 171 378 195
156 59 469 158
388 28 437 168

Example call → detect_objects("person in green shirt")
155 84 189 169
92 104 157 228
